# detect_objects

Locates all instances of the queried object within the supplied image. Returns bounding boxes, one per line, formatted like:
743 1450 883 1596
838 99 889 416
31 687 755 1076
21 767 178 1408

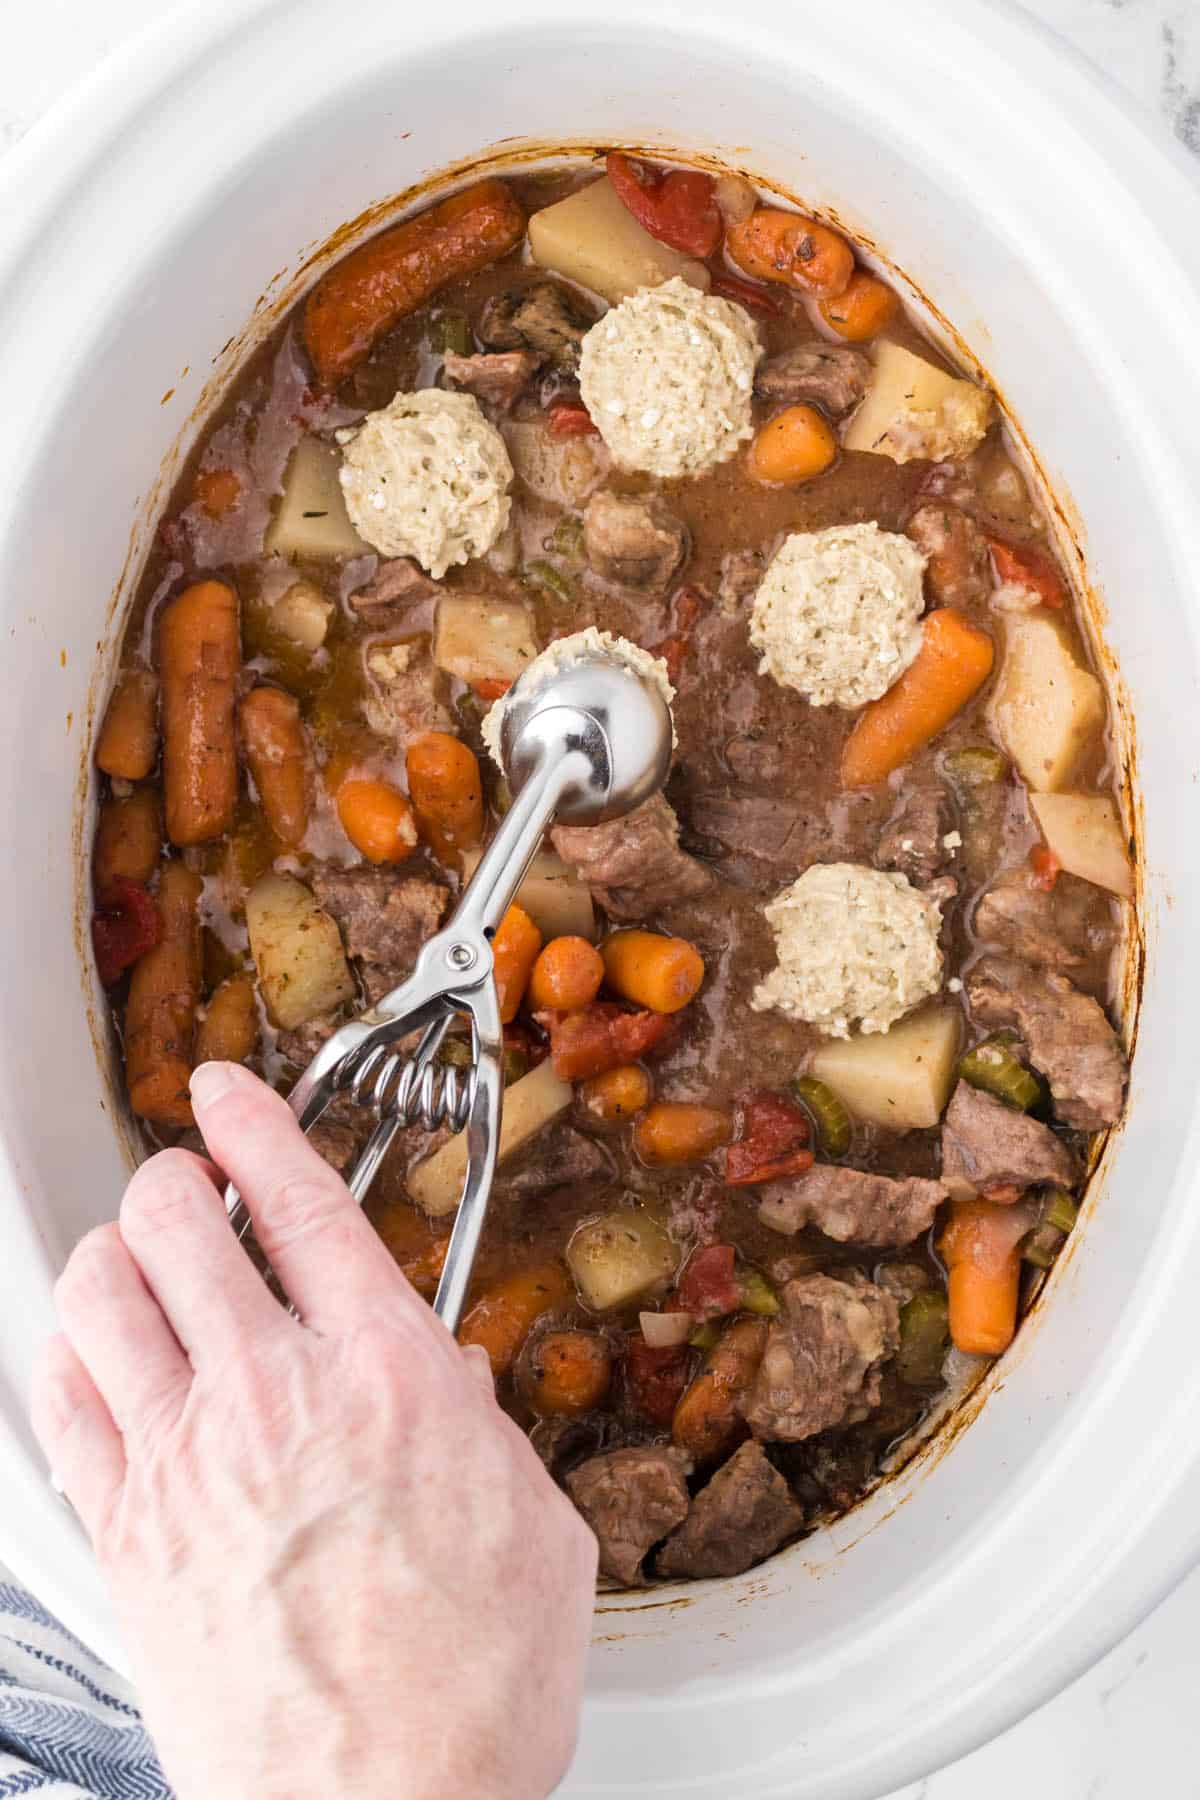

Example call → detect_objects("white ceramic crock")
2 1 1200 1793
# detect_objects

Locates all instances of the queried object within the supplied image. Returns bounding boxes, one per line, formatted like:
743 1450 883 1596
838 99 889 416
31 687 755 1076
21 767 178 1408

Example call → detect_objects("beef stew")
90 152 1133 1586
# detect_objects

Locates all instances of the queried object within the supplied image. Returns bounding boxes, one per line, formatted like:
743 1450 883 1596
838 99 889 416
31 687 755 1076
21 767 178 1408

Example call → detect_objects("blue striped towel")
0 1575 169 1798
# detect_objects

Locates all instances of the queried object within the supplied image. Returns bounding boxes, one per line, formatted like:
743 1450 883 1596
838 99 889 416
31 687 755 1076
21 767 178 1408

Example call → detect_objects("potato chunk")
987 613 1105 792
270 579 333 651
407 1057 572 1217
1030 792 1133 898
810 1005 961 1131
567 1209 678 1312
433 595 539 687
843 341 993 464
265 438 369 560
459 848 596 941
528 176 712 306
245 873 355 1030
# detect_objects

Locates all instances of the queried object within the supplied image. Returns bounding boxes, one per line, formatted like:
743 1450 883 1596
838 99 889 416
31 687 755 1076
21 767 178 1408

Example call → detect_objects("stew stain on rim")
73 140 1145 1612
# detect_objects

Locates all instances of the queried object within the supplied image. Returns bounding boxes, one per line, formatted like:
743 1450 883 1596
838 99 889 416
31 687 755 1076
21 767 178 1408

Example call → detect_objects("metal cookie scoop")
225 641 673 1332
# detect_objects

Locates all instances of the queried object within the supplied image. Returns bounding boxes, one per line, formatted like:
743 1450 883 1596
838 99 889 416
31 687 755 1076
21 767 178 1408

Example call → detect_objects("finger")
461 1342 496 1395
120 1147 289 1364
30 1335 126 1546
189 1062 416 1330
54 1222 191 1438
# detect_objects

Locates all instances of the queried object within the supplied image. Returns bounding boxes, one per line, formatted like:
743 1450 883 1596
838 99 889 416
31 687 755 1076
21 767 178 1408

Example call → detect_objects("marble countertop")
3 3 1198 1796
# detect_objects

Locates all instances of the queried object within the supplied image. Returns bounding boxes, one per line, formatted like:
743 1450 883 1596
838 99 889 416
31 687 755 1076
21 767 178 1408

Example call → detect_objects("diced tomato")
625 1337 693 1428
91 878 162 987
1028 845 1061 891
607 1008 676 1066
534 1002 675 1081
710 273 783 317
677 1244 742 1319
989 540 1066 610
606 152 722 259
471 677 511 702
725 1090 814 1186
648 586 707 684
546 402 599 438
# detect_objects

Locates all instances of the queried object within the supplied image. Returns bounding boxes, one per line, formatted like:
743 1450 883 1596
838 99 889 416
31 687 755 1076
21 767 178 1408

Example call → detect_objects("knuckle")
120 1155 206 1239
258 1169 348 1249
54 1223 124 1311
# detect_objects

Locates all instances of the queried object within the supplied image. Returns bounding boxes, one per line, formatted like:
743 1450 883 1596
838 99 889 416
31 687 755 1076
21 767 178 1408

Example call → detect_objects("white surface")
2 3 1199 1797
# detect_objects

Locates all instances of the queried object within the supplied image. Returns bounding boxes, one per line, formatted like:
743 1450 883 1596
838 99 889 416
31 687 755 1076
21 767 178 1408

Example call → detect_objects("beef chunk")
349 558 440 612
308 1117 368 1178
583 490 689 594
495 1122 613 1198
754 345 871 417
920 452 1042 543
722 732 789 788
477 279 595 370
552 792 714 921
717 549 764 615
874 1261 934 1306
940 1080 1078 1194
876 786 953 886
656 1441 804 1579
741 1274 900 1443
277 1013 340 1070
966 954 1127 1129
688 790 811 874
362 641 451 743
566 1445 693 1586
972 867 1113 972
905 502 991 608
443 349 541 412
309 866 448 975
758 1165 947 1248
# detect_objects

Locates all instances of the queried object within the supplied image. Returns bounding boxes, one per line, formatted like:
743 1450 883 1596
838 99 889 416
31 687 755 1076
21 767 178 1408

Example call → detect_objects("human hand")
31 1061 597 1800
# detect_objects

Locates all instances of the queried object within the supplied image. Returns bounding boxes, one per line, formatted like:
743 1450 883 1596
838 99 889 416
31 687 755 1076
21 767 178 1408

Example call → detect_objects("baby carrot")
239 686 311 848
725 208 854 300
337 779 418 863
602 930 705 1014
527 936 605 1012
523 1331 612 1415
193 971 259 1067
405 731 483 862
124 861 203 1128
159 580 241 845
748 404 837 485
841 608 994 787
634 1102 733 1166
304 179 526 385
492 904 543 1023
457 1262 572 1376
817 270 897 341
940 1198 1036 1356
95 669 159 781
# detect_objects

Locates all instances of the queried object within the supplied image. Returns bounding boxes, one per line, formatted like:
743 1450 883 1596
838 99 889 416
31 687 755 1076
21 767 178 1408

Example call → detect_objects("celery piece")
793 1075 852 1157
958 1037 1042 1112
896 1290 950 1388
943 745 1008 788
432 311 473 357
738 1270 780 1317
524 559 575 604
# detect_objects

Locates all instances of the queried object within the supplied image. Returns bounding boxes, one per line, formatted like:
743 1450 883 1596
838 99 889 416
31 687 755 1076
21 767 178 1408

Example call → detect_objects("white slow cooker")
2 1 1199 1794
